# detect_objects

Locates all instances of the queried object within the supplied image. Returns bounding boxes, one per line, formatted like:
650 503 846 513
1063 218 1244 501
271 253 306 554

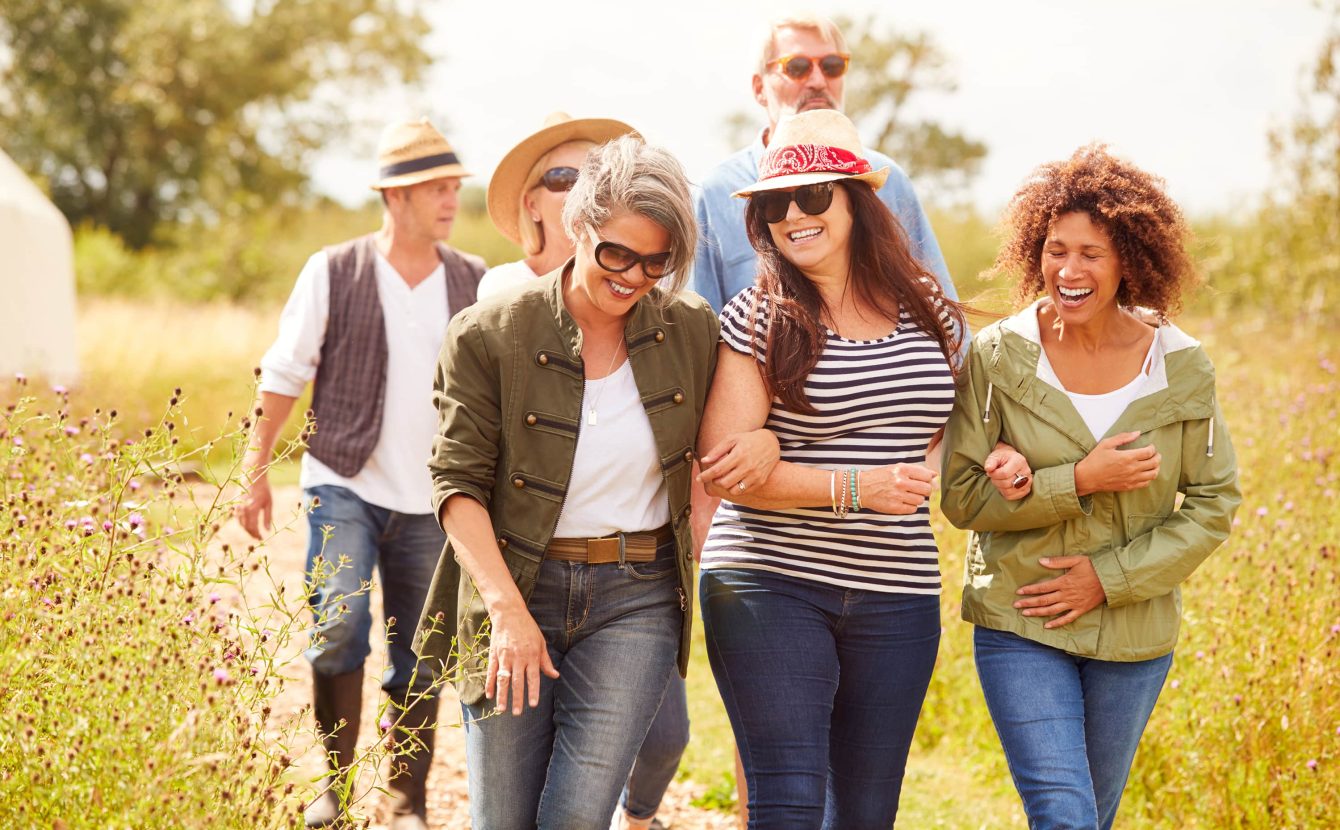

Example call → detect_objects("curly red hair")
989 144 1198 316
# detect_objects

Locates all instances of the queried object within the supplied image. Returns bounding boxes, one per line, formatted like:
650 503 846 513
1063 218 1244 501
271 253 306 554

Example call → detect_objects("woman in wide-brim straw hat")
476 112 636 300
693 108 976 825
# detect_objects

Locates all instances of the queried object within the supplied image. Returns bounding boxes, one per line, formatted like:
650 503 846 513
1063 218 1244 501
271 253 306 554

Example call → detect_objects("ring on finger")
496 670 512 679
736 481 747 492
1012 473 1030 488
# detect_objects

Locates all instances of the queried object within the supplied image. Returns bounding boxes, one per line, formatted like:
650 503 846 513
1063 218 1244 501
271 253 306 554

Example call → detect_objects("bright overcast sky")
313 0 1329 217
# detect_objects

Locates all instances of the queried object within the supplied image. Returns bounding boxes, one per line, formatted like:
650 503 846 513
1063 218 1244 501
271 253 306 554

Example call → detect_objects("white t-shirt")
259 250 448 514
1037 329 1161 442
553 360 670 538
476 259 539 301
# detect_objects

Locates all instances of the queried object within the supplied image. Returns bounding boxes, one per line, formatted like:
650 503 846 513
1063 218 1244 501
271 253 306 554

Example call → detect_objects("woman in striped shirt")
694 109 971 826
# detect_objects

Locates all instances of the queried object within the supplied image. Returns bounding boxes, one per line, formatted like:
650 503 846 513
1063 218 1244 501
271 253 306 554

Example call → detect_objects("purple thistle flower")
52 385 67 395
1306 759 1318 771
1331 624 1340 635
101 520 113 532
379 715 394 732
213 668 230 684
63 425 79 436
1170 679 1181 689
209 592 221 604
1255 506 1268 518
80 453 94 465
182 613 195 625
127 512 144 528
129 480 141 491
64 519 77 530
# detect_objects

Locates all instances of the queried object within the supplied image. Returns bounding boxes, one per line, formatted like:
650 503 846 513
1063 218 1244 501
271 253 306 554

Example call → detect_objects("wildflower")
1194 650 1205 659
80 453 94 465
1306 759 1318 771
101 520 113 533
209 592 221 604
1170 679 1181 689
1331 624 1339 635
63 425 78 436
64 520 76 531
213 668 230 684
379 715 393 732
129 479 141 491
182 613 195 625
1233 694 1242 704
52 384 67 395
1255 507 1268 518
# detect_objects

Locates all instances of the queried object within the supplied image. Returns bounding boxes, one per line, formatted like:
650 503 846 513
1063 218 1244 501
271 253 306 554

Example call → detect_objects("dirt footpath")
221 485 737 830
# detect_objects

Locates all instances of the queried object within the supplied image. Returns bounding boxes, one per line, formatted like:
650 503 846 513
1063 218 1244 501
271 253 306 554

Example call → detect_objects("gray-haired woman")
414 135 778 828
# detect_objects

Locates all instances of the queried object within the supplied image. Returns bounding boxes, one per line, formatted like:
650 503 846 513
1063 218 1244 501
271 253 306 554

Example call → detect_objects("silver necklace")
585 343 625 426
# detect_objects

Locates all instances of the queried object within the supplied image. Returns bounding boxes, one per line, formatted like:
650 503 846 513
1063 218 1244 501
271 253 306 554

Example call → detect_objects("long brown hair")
745 179 965 414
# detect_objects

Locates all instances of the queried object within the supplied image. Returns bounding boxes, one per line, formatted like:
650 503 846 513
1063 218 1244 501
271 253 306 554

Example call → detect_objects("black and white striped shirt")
701 286 956 594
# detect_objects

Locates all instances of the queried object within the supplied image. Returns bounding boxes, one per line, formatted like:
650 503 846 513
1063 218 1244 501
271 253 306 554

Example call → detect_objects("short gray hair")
758 13 848 73
561 135 697 294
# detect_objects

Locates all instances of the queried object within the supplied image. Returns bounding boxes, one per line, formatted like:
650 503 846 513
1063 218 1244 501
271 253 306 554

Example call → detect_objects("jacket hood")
977 301 1218 452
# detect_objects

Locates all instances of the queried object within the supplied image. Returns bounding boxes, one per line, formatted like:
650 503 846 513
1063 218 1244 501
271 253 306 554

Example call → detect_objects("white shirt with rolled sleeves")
259 250 449 515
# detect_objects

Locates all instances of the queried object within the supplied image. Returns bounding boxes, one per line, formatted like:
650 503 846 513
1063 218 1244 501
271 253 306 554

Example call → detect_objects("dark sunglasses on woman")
770 52 850 81
588 231 672 279
753 182 836 224
538 166 580 193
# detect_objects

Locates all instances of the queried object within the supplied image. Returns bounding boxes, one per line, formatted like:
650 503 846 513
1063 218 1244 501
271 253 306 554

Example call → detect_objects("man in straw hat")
236 118 485 830
691 12 958 313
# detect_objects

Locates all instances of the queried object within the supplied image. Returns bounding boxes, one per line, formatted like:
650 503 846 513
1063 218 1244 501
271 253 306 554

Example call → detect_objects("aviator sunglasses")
769 52 850 81
537 166 580 193
753 182 836 224
588 230 672 279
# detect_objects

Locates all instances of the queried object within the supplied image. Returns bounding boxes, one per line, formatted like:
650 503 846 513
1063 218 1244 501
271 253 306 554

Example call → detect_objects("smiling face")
753 25 845 132
1041 211 1123 326
764 181 853 279
567 211 670 325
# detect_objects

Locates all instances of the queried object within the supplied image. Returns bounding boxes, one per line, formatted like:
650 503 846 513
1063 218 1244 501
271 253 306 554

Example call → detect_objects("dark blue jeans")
302 484 447 695
974 627 1173 830
701 568 941 829
462 543 682 830
622 671 689 820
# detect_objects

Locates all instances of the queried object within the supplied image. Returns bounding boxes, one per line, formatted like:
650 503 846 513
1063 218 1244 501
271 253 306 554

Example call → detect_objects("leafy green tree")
0 0 431 247
836 13 987 195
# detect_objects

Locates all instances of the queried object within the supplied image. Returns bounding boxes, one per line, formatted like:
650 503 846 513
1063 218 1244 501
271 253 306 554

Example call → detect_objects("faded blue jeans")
701 567 941 829
303 484 447 696
462 541 682 830
974 627 1174 830
622 671 689 820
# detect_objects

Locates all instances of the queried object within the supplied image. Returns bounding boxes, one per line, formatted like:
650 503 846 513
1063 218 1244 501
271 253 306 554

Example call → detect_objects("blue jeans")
622 671 689 820
303 484 447 695
700 568 941 829
462 543 682 830
973 627 1174 830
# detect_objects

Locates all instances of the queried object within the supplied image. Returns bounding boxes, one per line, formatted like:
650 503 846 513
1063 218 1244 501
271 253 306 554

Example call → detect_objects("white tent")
0 148 78 384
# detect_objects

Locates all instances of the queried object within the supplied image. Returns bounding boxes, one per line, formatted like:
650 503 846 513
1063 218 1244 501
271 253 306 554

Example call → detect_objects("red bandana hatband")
758 143 872 181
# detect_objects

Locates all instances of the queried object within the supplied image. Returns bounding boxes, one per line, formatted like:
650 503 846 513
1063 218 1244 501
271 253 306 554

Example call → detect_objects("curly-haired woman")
940 144 1241 830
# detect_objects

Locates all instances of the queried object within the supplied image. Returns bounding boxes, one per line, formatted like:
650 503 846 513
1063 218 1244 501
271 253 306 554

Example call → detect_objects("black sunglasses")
589 233 672 279
770 52 850 81
538 166 579 193
753 182 836 224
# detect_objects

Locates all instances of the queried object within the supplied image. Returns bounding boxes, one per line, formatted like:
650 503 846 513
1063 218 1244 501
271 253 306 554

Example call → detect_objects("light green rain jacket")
941 302 1241 661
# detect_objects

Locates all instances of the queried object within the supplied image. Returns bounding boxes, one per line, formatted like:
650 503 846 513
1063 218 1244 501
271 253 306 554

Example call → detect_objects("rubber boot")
386 691 440 830
304 668 364 828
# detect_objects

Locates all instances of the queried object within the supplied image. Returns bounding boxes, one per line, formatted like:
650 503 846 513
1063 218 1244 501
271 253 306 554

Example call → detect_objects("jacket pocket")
520 409 580 440
505 469 567 505
643 386 689 416
1124 512 1173 546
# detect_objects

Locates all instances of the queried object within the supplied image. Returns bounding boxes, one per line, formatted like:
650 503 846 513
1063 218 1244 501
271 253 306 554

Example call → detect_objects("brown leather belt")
545 524 675 564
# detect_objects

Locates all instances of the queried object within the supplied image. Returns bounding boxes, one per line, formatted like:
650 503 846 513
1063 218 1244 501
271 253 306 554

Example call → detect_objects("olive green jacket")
940 304 1240 661
413 262 719 705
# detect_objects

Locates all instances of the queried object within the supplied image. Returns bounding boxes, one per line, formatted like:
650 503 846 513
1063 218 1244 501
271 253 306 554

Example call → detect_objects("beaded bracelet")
851 468 862 512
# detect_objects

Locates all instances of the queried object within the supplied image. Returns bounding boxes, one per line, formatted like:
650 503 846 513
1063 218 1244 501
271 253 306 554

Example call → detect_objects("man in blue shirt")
691 13 958 312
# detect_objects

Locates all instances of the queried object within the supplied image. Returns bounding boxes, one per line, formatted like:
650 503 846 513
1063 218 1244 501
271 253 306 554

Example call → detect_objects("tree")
836 14 986 195
0 0 431 248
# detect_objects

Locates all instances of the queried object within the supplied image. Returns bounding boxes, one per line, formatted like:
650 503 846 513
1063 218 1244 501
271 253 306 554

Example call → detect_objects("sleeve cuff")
1037 462 1092 522
430 483 492 527
1090 549 1133 608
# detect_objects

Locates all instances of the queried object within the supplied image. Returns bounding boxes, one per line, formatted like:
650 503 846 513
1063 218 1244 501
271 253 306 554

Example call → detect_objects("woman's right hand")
1074 431 1161 496
485 602 559 715
858 463 938 515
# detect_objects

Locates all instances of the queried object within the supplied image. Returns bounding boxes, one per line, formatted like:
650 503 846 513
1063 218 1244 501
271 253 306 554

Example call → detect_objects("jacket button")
683 449 694 462
672 392 684 404
537 353 549 366
497 537 509 550
512 477 526 489
683 505 693 518
654 330 665 343
525 414 538 426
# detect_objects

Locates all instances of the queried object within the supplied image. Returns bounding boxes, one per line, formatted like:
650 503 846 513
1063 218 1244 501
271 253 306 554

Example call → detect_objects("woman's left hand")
1013 556 1106 628
698 429 781 499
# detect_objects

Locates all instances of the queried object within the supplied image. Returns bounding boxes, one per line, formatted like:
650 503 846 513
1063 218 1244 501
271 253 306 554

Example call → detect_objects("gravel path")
221 485 738 830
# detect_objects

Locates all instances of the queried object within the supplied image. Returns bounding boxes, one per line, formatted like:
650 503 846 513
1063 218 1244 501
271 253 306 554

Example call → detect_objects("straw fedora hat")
487 112 638 244
732 110 889 197
370 118 472 190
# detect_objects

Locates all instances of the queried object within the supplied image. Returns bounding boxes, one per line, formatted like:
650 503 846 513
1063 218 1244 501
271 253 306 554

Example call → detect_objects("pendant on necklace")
587 408 598 426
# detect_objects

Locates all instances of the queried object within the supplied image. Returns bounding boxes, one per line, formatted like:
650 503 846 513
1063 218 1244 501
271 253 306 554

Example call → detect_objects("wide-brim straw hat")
732 109 889 197
370 118 472 190
487 112 638 244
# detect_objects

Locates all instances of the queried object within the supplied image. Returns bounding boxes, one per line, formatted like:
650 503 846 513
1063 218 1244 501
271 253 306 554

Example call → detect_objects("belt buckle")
586 536 620 564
